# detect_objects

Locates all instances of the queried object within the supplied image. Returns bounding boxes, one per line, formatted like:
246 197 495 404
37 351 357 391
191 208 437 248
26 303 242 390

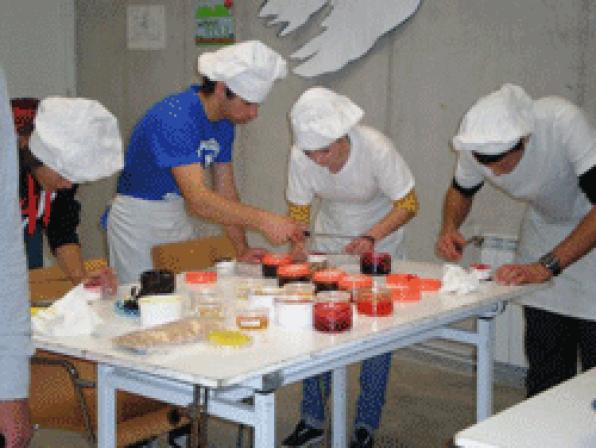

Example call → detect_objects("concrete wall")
76 0 596 263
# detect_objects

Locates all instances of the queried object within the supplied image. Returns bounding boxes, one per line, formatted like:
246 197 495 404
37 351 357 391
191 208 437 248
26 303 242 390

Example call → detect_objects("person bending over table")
282 87 418 448
435 84 596 397
107 40 305 284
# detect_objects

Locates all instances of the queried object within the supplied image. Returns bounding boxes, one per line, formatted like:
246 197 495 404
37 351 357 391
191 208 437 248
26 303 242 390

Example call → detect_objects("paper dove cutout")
259 0 421 77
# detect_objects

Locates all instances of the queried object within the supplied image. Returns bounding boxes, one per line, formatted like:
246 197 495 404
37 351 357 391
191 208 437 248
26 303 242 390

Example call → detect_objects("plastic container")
385 273 418 286
234 278 267 301
277 263 311 287
139 294 184 327
248 286 283 320
360 252 392 275
184 271 218 315
313 291 352 333
235 307 269 330
307 254 329 272
282 282 315 299
274 295 313 330
261 253 292 278
385 273 421 302
312 269 345 293
215 259 236 277
355 287 393 317
338 274 373 302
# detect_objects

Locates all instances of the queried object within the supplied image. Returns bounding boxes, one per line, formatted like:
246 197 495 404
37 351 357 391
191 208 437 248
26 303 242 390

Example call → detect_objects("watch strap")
539 251 561 276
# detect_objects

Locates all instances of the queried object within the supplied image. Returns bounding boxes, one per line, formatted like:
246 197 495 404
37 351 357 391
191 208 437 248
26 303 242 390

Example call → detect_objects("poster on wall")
195 0 235 45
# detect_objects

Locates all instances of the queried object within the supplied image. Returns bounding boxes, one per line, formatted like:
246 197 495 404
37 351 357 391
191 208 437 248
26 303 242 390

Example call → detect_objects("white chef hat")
29 97 123 183
290 87 364 151
452 84 535 155
198 40 287 103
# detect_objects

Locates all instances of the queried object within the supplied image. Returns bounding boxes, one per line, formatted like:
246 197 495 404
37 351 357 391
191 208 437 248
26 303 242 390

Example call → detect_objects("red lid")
386 273 418 285
262 252 293 266
338 274 373 289
185 271 217 284
278 263 310 277
313 269 345 283
411 277 442 291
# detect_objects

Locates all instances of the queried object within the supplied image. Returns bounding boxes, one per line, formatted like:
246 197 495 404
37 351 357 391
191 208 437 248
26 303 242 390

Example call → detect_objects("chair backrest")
151 234 237 273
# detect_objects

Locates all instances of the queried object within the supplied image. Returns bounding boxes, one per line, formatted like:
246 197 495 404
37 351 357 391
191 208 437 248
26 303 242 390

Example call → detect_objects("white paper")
127 5 166 50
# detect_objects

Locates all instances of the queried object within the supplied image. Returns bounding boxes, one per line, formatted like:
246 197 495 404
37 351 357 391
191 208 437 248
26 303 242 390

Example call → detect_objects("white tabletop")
455 368 596 448
33 261 542 388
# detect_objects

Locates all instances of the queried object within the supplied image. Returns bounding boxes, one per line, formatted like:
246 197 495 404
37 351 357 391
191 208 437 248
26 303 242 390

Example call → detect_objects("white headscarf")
453 84 535 155
30 97 123 183
290 86 364 150
198 40 287 103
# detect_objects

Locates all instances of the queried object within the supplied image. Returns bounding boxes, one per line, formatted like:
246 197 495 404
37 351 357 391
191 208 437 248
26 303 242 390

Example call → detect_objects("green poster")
195 0 235 45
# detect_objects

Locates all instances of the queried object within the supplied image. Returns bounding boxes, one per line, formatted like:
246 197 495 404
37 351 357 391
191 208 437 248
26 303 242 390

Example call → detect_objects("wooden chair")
29 259 189 447
151 234 237 273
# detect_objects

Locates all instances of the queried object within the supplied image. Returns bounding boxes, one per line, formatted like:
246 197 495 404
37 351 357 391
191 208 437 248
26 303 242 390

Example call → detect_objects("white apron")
312 196 406 261
107 194 196 284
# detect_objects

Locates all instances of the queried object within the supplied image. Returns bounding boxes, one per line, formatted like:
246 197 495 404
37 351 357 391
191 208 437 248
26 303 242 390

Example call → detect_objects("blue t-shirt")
117 85 234 200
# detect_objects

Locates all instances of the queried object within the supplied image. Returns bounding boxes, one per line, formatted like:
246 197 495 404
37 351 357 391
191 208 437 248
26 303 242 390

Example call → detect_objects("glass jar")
235 307 269 330
312 269 345 293
261 253 292 278
338 274 373 302
307 254 328 272
355 287 393 316
277 263 311 287
360 252 392 275
313 291 352 333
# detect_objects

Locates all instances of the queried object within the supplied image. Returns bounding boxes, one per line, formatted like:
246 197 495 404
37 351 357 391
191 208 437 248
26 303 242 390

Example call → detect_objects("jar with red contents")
313 291 352 333
360 252 392 275
261 253 292 278
338 274 373 302
355 287 393 317
277 263 311 287
312 269 345 293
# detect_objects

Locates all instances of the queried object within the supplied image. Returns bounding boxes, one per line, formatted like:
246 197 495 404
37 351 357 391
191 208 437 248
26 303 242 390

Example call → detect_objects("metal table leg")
97 364 117 447
253 391 275 448
477 315 495 421
331 366 347 448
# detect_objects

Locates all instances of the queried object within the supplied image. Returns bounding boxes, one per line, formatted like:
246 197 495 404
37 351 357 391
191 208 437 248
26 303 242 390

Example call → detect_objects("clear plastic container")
338 274 373 302
355 287 394 316
274 295 313 330
235 307 269 330
360 252 392 275
184 271 218 315
248 286 284 319
313 291 352 333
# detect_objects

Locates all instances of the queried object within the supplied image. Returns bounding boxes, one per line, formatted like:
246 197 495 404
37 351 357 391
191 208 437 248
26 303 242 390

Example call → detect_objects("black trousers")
524 306 596 397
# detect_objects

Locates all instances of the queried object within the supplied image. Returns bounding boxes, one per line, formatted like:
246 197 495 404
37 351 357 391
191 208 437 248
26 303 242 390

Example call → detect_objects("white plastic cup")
139 294 183 328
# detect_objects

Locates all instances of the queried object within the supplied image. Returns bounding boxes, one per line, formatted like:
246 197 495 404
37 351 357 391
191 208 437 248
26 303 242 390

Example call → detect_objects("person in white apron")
282 87 418 448
436 84 596 397
107 41 305 284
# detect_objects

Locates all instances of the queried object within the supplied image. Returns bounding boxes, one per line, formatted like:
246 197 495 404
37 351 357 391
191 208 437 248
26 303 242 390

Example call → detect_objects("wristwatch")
538 251 561 276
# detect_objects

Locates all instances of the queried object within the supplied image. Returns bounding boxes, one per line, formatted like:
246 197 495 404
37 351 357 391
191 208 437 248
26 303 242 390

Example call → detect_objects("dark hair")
472 138 525 165
200 76 236 98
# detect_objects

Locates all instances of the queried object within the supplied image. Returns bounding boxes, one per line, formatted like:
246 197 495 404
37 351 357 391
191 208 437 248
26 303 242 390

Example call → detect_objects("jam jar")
261 253 293 278
313 291 352 333
277 263 311 287
360 252 392 275
338 274 373 302
355 287 393 317
312 269 345 293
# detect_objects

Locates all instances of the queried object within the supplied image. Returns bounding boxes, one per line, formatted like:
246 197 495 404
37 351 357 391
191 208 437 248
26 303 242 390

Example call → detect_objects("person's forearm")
550 206 596 270
366 207 415 242
440 186 473 233
54 243 85 284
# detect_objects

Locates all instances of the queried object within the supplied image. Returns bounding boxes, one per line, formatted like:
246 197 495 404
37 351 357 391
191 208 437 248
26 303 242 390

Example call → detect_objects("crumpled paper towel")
32 284 103 336
440 264 480 295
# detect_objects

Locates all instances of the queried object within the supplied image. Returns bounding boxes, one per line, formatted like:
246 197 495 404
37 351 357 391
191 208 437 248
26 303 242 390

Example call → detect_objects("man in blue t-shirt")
108 41 305 283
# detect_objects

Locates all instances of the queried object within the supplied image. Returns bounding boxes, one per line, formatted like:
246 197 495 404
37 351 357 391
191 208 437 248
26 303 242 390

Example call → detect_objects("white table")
455 368 596 448
33 261 544 447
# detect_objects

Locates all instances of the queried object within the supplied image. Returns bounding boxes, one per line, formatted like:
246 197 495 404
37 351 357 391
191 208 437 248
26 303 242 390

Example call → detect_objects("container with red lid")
470 263 492 281
338 274 373 302
355 287 393 316
385 273 421 302
312 269 345 293
261 252 293 278
411 277 442 293
360 252 392 275
277 263 311 287
313 291 352 333
184 271 218 315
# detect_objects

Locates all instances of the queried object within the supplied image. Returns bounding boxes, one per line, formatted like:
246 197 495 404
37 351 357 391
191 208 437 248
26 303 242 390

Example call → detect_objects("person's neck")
198 91 222 121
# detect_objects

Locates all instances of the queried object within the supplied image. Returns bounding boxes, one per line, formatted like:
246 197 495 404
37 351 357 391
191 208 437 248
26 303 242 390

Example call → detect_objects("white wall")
73 0 595 266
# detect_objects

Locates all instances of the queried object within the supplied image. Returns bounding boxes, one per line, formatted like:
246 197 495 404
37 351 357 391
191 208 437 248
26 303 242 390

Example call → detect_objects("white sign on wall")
127 5 167 50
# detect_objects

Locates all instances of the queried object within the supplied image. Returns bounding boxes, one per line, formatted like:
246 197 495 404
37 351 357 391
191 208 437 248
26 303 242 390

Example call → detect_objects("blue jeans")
301 352 392 432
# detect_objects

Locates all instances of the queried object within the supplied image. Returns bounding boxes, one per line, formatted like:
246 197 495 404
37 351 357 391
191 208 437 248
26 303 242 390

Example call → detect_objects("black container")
139 269 175 297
